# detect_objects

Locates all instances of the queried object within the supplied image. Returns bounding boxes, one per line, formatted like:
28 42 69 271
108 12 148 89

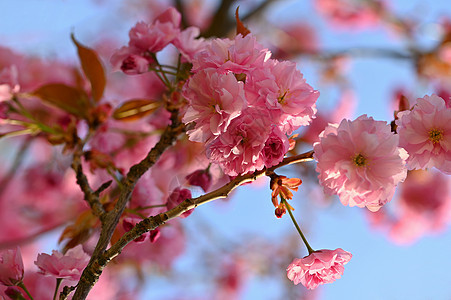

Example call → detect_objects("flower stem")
282 198 315 254
53 278 63 300
17 281 34 300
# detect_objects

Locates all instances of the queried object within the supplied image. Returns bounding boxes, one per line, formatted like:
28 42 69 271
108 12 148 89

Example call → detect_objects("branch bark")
64 109 185 300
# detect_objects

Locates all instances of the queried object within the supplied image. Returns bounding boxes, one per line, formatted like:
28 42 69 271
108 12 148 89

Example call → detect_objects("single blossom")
286 248 352 289
185 168 212 192
248 60 319 134
34 245 90 281
0 65 20 102
166 187 194 218
128 7 180 53
171 26 206 62
206 109 270 176
387 170 451 245
110 46 153 75
314 0 384 29
396 94 451 174
0 247 24 286
262 127 290 168
314 115 408 212
123 217 149 243
182 69 246 143
191 34 271 75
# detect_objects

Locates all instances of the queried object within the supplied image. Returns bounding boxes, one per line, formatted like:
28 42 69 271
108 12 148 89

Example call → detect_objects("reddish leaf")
71 33 106 103
33 83 90 118
235 7 251 37
112 99 161 121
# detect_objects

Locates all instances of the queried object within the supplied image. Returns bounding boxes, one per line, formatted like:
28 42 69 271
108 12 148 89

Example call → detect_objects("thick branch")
201 0 236 38
309 47 415 61
67 109 184 300
74 150 315 292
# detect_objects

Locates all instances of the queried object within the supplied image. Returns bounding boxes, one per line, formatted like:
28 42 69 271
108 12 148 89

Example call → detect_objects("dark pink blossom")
0 247 24 286
34 245 90 281
287 248 352 289
166 187 193 218
110 46 152 75
262 127 290 167
123 217 148 243
186 169 212 192
149 228 161 243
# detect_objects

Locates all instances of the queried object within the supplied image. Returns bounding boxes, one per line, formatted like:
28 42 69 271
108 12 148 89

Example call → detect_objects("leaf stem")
282 198 314 254
17 281 34 300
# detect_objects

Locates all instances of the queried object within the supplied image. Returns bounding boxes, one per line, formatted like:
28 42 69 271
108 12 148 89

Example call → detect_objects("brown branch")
65 109 185 300
201 0 236 38
241 0 280 22
66 150 314 300
71 153 106 219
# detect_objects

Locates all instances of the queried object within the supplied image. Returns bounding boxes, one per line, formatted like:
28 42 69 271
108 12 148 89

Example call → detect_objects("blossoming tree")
1 0 451 299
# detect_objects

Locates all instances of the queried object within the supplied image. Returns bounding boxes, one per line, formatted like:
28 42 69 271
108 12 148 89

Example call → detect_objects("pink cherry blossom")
172 26 206 62
0 65 20 102
182 69 246 143
191 34 271 75
286 248 352 289
388 170 451 245
314 0 384 30
186 169 212 192
396 94 451 174
206 109 271 176
34 245 90 281
128 7 180 53
0 247 24 286
166 187 193 218
110 46 153 75
314 115 408 212
248 59 319 134
123 217 149 243
262 127 290 167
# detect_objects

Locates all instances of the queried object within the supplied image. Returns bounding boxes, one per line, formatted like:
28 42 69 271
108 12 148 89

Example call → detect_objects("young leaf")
33 83 90 118
235 7 251 37
71 33 106 103
112 99 161 121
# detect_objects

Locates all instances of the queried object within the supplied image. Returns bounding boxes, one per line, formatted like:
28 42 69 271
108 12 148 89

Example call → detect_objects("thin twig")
65 109 185 300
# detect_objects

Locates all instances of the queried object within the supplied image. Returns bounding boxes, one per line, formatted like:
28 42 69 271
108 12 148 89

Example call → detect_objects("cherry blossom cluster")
183 34 319 176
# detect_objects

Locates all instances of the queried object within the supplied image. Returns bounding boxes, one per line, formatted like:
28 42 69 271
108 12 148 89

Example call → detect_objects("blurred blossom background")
2 0 451 299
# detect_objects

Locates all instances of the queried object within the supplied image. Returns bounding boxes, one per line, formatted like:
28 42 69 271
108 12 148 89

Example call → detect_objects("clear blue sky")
2 1 451 299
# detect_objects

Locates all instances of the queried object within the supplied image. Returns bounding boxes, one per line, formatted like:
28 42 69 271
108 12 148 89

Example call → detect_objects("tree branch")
66 109 185 300
66 150 314 300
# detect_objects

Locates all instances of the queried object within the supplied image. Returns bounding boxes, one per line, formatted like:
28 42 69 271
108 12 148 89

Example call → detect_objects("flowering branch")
66 108 185 300
65 149 314 299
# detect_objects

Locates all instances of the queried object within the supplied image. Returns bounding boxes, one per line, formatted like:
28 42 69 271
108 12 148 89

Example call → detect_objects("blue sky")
2 1 451 299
